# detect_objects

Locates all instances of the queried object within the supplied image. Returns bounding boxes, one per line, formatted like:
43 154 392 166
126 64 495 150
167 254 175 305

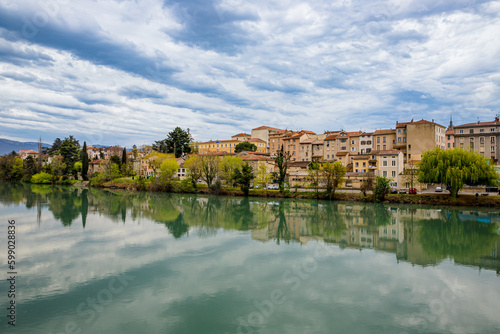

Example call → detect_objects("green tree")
50 155 67 177
307 161 321 198
255 163 272 192
59 136 80 176
322 161 346 199
131 145 139 160
160 159 180 179
74 161 82 174
374 176 390 202
22 156 38 181
234 141 257 153
122 147 127 165
275 145 290 193
153 127 193 158
111 163 121 179
219 155 243 185
200 155 220 187
360 173 375 197
184 155 202 189
418 148 497 198
0 154 20 181
233 163 254 196
110 155 121 166
11 157 23 181
48 138 62 155
81 141 89 180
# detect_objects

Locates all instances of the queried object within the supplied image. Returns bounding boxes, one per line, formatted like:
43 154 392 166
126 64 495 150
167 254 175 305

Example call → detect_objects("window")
447 135 451 140
351 140 355 145
341 139 347 143
392 160 396 166
383 171 387 177
383 145 386 150
403 137 406 142
392 171 396 177
491 137 495 143
447 143 450 148
383 161 388 167
351 147 355 151
492 146 495 152
480 129 484 133
470 129 474 134
383 137 386 143
491 128 495 132
398 129 401 133
363 162 366 167
341 146 346 150
480 137 485 144
398 137 401 143
377 137 380 143
355 162 359 167
459 130 464 134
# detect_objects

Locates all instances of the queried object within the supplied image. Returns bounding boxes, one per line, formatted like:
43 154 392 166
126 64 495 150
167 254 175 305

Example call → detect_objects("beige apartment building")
299 138 324 161
323 132 340 161
372 129 396 152
359 132 373 154
374 150 404 188
282 130 316 161
394 119 446 162
453 117 500 163
251 126 284 153
269 130 288 157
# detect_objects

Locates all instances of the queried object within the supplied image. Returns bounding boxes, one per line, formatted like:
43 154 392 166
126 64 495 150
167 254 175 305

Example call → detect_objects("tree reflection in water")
1 183 499 272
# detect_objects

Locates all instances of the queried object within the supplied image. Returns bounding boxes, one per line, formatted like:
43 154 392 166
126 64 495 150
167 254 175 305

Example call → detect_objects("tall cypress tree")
81 141 89 180
122 147 127 165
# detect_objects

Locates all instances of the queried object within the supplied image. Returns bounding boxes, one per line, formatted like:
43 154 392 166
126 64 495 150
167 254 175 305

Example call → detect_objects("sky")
0 0 499 147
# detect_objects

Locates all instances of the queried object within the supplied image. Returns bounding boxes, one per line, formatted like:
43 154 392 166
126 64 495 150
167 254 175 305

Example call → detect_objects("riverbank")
72 180 500 207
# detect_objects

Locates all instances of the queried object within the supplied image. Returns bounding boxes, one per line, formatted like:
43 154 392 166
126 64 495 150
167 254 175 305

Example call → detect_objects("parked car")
435 186 443 192
267 184 279 190
399 188 407 194
390 188 398 194
408 187 417 194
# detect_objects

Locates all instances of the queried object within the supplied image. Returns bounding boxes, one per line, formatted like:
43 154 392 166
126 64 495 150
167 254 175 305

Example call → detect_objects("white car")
267 184 279 190
435 186 443 192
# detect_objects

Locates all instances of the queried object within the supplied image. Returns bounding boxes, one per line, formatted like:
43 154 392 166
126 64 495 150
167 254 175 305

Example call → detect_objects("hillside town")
10 116 500 193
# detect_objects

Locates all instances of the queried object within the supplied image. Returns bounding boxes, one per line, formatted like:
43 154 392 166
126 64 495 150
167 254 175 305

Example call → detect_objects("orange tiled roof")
232 133 251 137
455 119 500 127
445 129 454 135
347 131 362 137
373 129 396 135
252 126 283 131
324 134 338 140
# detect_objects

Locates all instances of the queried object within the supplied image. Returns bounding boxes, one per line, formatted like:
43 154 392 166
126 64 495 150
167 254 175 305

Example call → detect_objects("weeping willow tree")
418 148 497 198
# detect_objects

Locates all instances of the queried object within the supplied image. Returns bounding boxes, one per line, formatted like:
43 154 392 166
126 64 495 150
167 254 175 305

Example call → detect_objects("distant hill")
0 139 50 156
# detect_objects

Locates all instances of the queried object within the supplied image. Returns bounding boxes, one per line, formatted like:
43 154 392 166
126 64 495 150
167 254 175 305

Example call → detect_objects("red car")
408 187 417 194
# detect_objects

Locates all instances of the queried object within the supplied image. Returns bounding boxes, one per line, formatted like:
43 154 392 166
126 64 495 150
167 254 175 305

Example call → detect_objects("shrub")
374 177 390 202
89 172 111 187
134 176 148 191
31 172 53 184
